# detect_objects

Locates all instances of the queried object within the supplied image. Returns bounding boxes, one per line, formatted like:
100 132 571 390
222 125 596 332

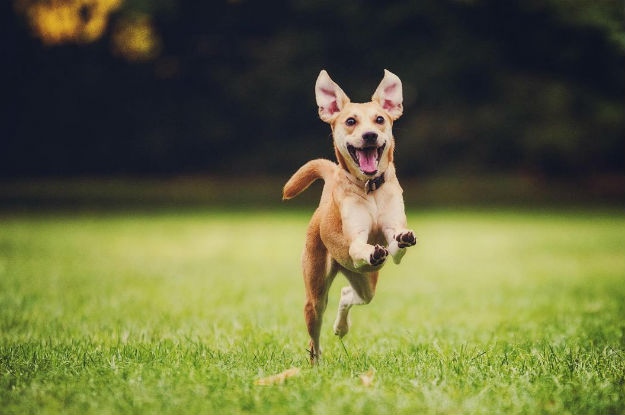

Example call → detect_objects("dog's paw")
333 316 350 338
395 231 417 248
369 244 388 266
308 340 322 365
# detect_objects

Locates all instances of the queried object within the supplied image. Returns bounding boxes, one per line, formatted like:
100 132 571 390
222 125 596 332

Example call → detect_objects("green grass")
0 208 624 414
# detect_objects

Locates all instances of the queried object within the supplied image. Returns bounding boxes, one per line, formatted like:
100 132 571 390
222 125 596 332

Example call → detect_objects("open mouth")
347 143 386 176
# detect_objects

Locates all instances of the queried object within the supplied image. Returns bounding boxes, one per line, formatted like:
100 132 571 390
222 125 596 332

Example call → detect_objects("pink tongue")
356 148 377 173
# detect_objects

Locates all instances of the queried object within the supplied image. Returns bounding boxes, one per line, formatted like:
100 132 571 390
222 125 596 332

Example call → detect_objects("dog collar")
365 173 385 194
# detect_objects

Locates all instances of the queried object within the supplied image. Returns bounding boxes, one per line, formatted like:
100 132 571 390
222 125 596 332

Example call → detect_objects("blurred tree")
3 0 623 178
14 0 121 44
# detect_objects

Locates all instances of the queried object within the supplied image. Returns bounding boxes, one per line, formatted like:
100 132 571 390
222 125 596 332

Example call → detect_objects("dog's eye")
345 117 356 126
375 116 385 124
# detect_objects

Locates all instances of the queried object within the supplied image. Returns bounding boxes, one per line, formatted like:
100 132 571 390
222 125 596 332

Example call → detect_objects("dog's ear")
315 70 350 123
372 69 403 120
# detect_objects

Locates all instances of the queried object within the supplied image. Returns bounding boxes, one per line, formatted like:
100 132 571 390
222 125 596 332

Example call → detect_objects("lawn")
0 208 623 414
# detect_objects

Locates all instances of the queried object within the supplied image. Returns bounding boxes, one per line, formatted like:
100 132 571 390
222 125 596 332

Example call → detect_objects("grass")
0 207 624 414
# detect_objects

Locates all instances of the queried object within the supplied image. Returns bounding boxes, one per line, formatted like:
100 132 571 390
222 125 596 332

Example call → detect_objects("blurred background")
3 0 624 207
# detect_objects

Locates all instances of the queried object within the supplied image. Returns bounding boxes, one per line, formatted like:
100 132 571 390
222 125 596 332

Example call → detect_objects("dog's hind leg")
333 270 379 338
303 220 337 364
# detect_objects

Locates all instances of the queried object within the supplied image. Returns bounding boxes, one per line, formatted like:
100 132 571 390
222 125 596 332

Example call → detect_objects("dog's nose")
362 132 378 144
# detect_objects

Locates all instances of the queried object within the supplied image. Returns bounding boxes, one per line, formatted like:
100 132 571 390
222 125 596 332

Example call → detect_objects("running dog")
283 69 417 363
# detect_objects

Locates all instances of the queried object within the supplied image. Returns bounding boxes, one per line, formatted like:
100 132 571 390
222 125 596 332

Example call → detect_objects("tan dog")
283 69 417 364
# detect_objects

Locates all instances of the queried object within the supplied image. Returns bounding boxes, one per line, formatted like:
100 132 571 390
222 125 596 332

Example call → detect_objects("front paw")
369 244 388 266
395 231 417 248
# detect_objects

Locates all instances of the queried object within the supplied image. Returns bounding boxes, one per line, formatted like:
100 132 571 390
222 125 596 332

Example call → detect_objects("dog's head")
315 69 403 180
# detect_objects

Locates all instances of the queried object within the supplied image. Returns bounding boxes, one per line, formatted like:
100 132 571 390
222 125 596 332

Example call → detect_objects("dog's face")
315 70 403 180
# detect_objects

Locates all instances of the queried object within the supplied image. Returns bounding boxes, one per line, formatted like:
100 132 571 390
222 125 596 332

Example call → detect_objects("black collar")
365 173 385 194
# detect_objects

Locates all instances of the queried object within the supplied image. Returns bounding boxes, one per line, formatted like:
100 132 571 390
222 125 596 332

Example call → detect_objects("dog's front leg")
382 227 416 264
341 200 388 268
378 192 417 265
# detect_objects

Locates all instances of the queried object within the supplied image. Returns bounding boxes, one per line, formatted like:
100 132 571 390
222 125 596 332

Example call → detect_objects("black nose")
362 132 378 144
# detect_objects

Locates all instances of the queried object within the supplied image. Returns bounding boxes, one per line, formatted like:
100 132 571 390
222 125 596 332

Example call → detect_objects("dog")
283 69 417 364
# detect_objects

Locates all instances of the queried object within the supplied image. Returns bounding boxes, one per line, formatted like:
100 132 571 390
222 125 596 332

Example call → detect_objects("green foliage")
6 0 624 177
0 209 624 413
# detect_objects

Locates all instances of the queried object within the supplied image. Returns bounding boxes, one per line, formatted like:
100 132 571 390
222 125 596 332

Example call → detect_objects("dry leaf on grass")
254 367 301 385
360 369 375 387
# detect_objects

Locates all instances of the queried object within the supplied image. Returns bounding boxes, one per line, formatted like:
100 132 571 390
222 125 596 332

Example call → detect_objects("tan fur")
282 159 336 200
283 70 416 364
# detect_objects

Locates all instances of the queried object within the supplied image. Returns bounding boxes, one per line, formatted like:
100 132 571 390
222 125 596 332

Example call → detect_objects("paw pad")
369 244 388 266
395 231 417 248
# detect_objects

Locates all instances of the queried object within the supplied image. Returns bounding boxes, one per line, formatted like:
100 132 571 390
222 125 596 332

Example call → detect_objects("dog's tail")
283 159 337 200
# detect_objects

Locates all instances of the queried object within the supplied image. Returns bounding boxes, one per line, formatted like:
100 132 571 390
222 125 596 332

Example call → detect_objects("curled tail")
283 159 337 200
